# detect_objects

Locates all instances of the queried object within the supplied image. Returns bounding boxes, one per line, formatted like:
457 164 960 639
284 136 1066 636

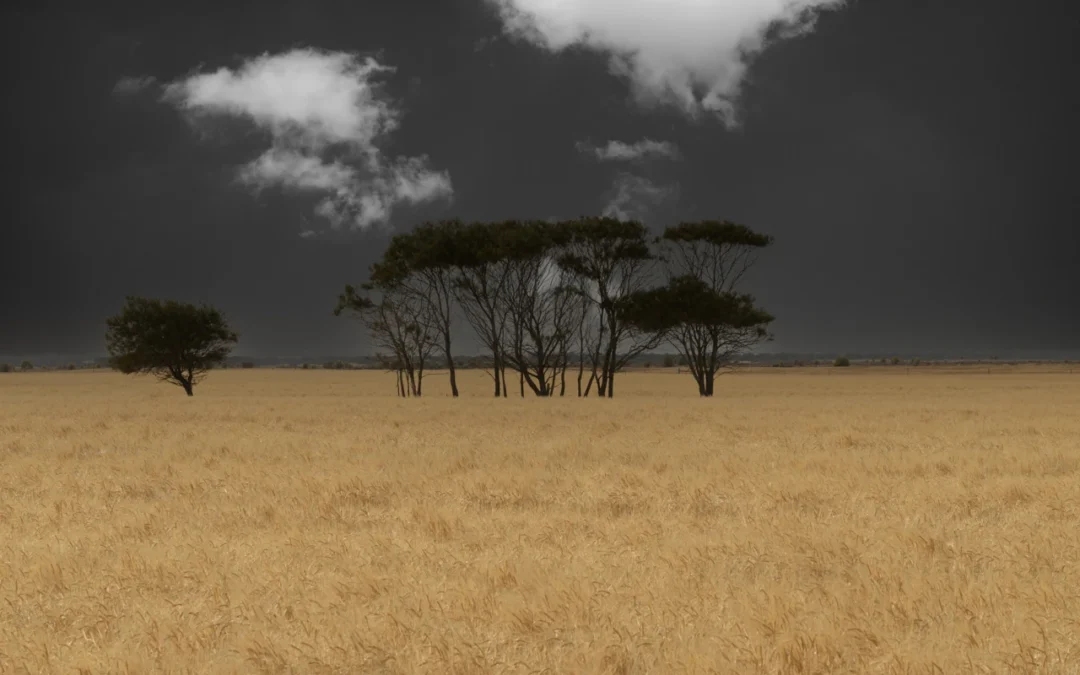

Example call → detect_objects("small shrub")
0 363 12 373
241 362 255 369
662 355 676 368
833 356 851 367
20 361 33 372
891 357 901 365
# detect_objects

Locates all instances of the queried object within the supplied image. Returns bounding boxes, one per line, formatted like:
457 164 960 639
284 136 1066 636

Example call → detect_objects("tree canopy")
337 216 778 398
105 296 238 396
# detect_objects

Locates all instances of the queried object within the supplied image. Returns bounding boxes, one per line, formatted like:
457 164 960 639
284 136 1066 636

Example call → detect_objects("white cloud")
486 0 845 124
113 75 157 95
162 48 452 230
578 138 681 162
602 173 676 221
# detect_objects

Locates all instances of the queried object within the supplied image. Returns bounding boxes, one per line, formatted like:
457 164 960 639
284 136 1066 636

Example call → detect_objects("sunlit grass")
1 367 1078 673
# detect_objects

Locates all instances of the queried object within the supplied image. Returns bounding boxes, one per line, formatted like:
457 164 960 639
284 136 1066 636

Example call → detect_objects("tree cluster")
336 217 775 398
100 217 775 398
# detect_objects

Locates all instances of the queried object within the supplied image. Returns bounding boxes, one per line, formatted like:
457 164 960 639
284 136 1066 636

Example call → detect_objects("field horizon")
2 368 1079 673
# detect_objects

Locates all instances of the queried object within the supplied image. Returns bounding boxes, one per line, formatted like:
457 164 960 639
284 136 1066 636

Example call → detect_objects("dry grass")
1 367 1079 674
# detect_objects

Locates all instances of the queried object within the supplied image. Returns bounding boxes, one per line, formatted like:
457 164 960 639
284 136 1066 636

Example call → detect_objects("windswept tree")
450 220 520 397
625 220 775 396
556 216 664 397
660 220 773 294
372 220 465 397
334 282 437 397
105 296 238 396
499 221 581 396
622 277 773 396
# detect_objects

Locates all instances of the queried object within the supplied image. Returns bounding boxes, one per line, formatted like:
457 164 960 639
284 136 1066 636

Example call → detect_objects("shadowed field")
1 368 1078 673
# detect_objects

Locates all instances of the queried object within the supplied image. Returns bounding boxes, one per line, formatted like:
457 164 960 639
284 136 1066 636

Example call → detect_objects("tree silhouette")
371 220 466 397
449 220 522 397
498 221 580 396
622 276 773 395
105 296 238 396
337 216 780 399
335 282 438 397
623 221 775 396
556 217 663 397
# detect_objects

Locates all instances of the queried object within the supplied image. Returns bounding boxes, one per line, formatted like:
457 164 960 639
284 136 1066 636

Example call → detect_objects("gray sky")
2 0 1077 360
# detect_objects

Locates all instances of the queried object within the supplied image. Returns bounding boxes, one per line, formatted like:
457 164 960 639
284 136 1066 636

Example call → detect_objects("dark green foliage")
241 362 255 369
662 355 676 368
661 220 774 249
555 217 653 281
620 276 772 334
635 220 775 396
0 364 12 373
20 361 33 371
621 276 774 395
834 356 851 367
105 296 238 396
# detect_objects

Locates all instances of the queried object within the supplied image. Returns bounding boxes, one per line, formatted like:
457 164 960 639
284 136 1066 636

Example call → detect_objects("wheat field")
1 367 1078 674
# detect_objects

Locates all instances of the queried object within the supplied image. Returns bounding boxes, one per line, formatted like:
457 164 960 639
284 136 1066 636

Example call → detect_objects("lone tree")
105 296 238 396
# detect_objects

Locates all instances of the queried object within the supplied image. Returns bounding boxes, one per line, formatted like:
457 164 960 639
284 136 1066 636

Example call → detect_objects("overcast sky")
2 0 1077 360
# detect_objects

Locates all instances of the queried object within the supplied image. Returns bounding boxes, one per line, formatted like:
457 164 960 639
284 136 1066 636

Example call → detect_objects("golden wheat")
1 367 1078 674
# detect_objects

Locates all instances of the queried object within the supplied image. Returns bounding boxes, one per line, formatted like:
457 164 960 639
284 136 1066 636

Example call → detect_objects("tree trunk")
577 356 585 397
444 335 459 397
182 379 194 396
501 367 508 398
607 371 614 398
705 371 715 397
492 352 502 397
